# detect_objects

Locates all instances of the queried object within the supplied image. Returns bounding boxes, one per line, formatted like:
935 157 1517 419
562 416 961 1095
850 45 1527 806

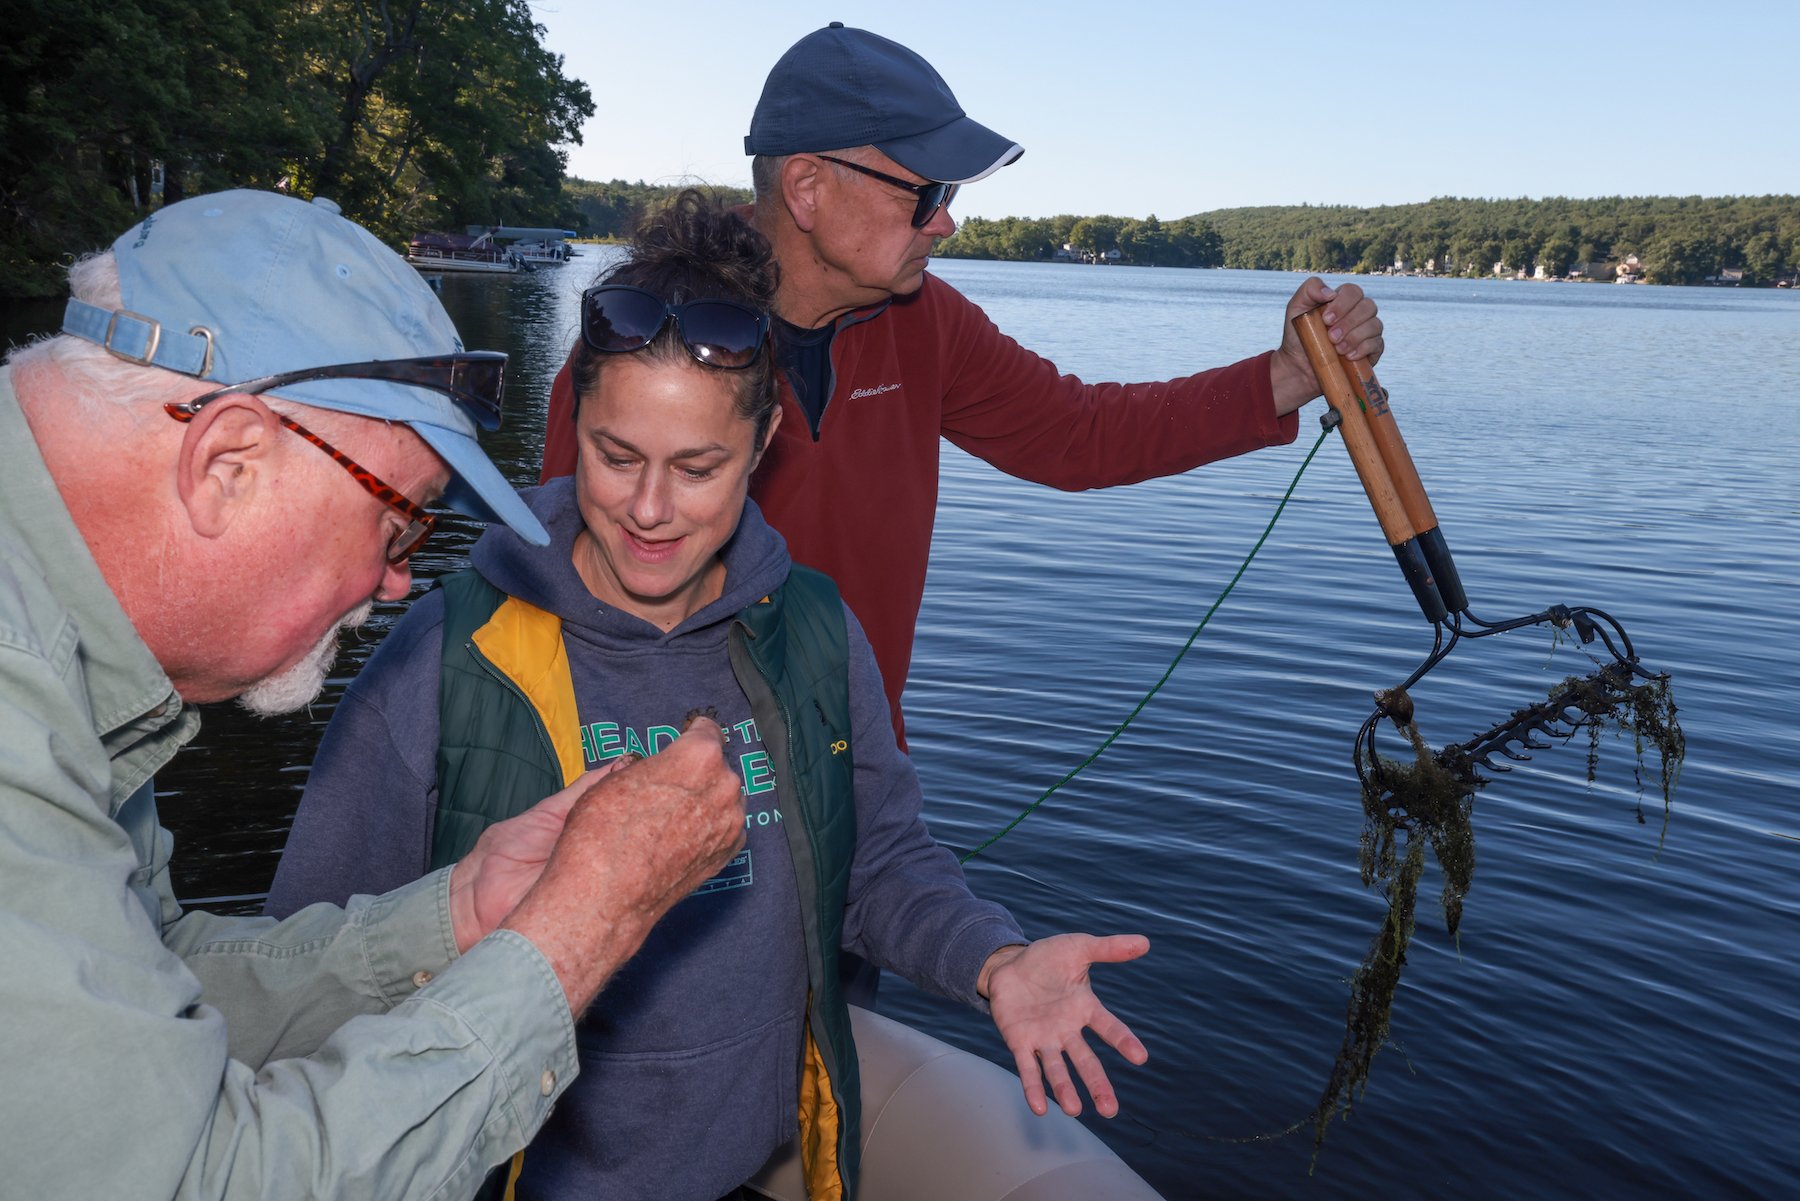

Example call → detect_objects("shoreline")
929 257 1795 288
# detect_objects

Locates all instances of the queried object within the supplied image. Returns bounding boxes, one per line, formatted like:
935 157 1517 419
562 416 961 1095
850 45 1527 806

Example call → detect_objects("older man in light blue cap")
0 189 747 1200
62 188 549 552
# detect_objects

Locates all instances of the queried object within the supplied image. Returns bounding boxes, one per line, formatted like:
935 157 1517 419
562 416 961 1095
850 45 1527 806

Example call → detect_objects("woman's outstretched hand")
979 933 1151 1118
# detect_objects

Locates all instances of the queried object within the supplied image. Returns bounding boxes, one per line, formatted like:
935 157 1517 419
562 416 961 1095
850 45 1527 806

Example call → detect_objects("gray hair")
5 251 345 435
751 147 872 210
3 252 199 422
751 155 787 207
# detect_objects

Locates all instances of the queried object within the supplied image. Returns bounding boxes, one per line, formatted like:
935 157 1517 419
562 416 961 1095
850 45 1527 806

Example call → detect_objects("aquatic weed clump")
1545 670 1685 840
1307 705 1483 1165
1306 666 1684 1166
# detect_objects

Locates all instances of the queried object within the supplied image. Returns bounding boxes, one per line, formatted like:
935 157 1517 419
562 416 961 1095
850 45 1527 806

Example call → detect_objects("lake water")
16 253 1796 1198
894 261 1800 1199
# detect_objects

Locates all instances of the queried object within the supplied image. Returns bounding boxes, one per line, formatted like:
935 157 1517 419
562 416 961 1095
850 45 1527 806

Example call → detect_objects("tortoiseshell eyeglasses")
165 399 437 565
163 351 509 565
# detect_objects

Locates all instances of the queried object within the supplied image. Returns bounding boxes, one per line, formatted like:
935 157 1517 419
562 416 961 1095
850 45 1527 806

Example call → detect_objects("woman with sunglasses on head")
267 192 1151 1201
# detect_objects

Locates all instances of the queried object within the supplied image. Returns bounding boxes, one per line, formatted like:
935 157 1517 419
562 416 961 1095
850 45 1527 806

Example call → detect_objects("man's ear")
782 155 825 234
174 395 285 538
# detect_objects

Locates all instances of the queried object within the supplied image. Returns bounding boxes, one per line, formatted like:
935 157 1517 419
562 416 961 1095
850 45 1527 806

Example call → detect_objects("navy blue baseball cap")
745 24 1024 185
60 189 548 546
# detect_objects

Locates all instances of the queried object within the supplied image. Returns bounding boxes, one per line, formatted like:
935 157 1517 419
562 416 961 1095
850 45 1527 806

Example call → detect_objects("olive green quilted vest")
431 566 863 1200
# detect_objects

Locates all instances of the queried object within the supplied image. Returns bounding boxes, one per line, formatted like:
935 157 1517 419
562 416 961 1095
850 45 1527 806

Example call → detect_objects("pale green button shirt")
0 367 578 1199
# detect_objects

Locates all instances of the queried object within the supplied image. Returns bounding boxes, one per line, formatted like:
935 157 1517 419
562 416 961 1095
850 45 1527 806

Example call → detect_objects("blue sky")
534 1 1798 220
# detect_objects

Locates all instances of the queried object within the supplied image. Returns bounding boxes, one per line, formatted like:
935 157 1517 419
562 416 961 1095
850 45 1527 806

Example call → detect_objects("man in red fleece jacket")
541 24 1384 748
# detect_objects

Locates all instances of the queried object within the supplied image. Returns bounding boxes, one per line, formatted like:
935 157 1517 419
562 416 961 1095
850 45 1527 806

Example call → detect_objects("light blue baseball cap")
61 189 548 546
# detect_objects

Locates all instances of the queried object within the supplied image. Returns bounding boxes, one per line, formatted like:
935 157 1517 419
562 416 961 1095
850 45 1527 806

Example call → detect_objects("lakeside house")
1050 243 1121 265
1616 253 1643 284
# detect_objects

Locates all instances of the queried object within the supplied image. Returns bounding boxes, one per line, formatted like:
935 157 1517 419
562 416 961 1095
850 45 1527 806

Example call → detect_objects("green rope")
959 426 1335 864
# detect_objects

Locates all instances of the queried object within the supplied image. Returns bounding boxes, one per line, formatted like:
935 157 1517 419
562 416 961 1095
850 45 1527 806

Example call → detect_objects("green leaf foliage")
2 0 595 298
938 195 1800 285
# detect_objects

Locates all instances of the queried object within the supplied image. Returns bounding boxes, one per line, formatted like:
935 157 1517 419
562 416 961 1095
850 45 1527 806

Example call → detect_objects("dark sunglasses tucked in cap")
180 351 508 430
581 285 769 370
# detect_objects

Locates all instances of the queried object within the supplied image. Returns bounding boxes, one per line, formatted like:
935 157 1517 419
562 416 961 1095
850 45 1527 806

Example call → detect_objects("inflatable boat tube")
748 1006 1165 1201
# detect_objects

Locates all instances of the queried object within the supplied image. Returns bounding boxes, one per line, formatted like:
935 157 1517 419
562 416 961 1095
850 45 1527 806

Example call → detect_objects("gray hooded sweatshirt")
267 479 1024 1201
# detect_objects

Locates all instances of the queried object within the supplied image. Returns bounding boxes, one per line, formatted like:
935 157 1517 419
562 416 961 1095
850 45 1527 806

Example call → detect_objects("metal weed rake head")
1355 649 1671 805
1290 310 1675 799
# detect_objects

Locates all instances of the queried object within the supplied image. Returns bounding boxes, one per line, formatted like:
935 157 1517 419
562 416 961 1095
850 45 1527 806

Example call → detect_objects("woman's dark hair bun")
572 189 783 447
608 188 779 311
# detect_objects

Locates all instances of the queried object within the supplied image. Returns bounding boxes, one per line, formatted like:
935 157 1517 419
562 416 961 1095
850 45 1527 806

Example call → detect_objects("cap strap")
62 299 214 377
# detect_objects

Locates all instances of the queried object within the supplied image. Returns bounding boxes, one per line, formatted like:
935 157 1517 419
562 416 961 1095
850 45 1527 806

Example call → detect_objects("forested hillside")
938 195 1800 285
939 213 1226 269
565 179 752 240
2 0 593 298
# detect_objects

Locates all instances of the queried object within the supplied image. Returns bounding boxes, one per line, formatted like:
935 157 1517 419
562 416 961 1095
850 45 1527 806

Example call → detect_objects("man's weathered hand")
1270 276 1385 415
494 721 746 1015
980 933 1151 1119
447 757 635 953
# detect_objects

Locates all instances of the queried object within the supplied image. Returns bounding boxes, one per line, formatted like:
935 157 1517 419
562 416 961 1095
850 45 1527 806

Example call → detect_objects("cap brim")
408 422 550 546
875 116 1024 185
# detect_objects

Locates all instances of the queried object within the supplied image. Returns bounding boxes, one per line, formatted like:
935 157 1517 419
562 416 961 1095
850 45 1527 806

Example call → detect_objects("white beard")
237 599 375 717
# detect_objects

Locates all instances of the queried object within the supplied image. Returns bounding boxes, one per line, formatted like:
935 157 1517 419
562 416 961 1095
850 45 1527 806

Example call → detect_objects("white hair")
3 252 201 422
9 256 393 716
6 250 357 438
236 598 374 716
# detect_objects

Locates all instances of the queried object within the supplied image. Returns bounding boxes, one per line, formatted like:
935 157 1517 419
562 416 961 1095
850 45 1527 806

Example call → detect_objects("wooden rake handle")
1338 353 1469 612
1291 311 1413 545
1292 308 1449 622
1341 357 1436 536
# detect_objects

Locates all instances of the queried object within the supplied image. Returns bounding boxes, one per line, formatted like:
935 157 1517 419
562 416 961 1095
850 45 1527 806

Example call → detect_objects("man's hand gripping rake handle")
1291 308 1469 622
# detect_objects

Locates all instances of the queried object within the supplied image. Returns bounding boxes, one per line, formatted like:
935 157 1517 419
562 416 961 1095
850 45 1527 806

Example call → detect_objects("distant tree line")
938 213 1225 268
938 195 1800 285
565 179 752 240
2 0 594 298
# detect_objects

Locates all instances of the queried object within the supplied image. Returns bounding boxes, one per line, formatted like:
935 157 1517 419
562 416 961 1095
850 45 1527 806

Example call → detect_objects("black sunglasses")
816 155 958 228
581 285 769 370
182 351 509 431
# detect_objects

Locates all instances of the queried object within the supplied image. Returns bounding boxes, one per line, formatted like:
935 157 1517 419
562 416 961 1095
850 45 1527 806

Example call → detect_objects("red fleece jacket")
541 271 1297 746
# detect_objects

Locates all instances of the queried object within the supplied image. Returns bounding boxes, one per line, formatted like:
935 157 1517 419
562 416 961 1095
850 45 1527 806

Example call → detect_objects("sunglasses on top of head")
816 155 958 228
580 285 770 370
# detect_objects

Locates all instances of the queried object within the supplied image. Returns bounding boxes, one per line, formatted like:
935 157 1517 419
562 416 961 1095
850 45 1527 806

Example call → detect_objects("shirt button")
412 970 433 989
540 1069 556 1097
